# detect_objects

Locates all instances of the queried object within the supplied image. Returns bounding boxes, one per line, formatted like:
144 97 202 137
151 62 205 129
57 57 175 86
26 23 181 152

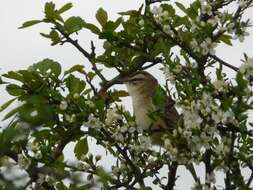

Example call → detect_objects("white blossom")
120 125 128 133
227 23 235 34
30 110 38 117
173 65 182 74
207 16 219 26
79 163 90 171
65 114 76 123
139 19 144 26
105 107 123 125
28 141 39 151
234 27 250 42
163 25 173 36
85 100 95 108
239 57 253 78
213 80 227 92
151 6 163 15
163 65 176 83
59 100 68 110
183 110 203 129
211 109 234 124
17 154 31 170
35 151 42 159
37 173 46 184
128 127 136 133
239 0 248 8
73 93 80 99
113 133 124 142
190 39 201 53
201 2 213 16
200 38 217 55
84 114 102 129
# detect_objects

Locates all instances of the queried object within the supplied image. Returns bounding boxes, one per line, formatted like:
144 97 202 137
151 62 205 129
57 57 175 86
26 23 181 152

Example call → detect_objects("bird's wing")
156 97 179 130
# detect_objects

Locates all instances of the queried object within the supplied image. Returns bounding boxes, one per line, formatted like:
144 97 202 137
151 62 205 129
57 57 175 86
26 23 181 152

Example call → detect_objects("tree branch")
54 24 106 82
209 54 239 71
166 161 178 190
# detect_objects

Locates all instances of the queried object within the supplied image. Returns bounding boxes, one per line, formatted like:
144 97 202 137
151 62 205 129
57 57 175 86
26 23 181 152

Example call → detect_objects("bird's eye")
132 81 138 85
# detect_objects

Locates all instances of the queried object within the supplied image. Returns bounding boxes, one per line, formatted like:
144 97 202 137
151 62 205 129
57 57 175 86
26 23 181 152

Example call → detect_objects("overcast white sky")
1 0 253 189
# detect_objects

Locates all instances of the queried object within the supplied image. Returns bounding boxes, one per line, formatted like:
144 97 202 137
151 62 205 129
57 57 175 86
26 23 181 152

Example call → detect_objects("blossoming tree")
1 0 253 189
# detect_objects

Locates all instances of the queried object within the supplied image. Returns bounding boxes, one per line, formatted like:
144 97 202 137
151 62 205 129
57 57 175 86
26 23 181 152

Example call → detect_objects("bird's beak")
118 76 131 84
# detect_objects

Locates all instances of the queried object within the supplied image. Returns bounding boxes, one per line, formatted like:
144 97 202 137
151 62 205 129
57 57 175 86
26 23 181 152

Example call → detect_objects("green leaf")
65 74 86 94
74 138 89 160
236 72 248 92
97 168 114 184
175 2 187 15
64 65 84 76
83 22 101 35
96 8 108 26
29 58 62 77
110 90 129 101
19 20 42 29
2 107 19 121
6 84 24 96
219 34 233 46
50 30 61 45
64 16 84 33
45 2 56 19
103 18 122 32
18 103 54 126
0 98 16 112
161 4 175 16
153 86 167 110
58 3 73 14
56 182 68 190
2 71 24 82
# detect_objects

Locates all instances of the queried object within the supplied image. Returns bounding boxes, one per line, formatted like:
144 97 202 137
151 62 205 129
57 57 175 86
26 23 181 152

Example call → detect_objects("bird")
122 71 179 145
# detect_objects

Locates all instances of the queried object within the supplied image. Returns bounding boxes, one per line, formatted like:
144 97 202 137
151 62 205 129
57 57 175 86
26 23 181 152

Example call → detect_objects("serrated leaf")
96 8 108 26
19 20 42 29
0 98 16 112
65 74 86 94
29 58 62 77
83 22 101 35
103 18 122 32
64 65 84 76
64 16 84 33
6 84 24 96
45 2 56 19
58 3 73 14
74 138 88 160
49 30 61 45
2 71 24 82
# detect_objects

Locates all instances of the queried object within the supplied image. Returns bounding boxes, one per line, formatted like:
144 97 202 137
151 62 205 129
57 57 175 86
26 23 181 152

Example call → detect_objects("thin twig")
209 54 239 71
54 24 106 82
247 165 253 187
80 70 97 95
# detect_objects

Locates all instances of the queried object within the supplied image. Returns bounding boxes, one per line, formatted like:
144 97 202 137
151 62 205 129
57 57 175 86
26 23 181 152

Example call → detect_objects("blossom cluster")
239 57 253 79
163 91 237 166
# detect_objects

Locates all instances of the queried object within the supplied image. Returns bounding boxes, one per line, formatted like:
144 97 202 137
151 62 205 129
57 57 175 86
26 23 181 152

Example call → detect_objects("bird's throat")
131 94 155 130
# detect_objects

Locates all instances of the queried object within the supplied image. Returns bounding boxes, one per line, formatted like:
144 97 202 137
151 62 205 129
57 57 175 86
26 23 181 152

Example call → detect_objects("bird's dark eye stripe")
129 77 143 82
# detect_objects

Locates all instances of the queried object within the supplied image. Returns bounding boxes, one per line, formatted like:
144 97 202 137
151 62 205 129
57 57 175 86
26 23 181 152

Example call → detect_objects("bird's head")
122 71 158 97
